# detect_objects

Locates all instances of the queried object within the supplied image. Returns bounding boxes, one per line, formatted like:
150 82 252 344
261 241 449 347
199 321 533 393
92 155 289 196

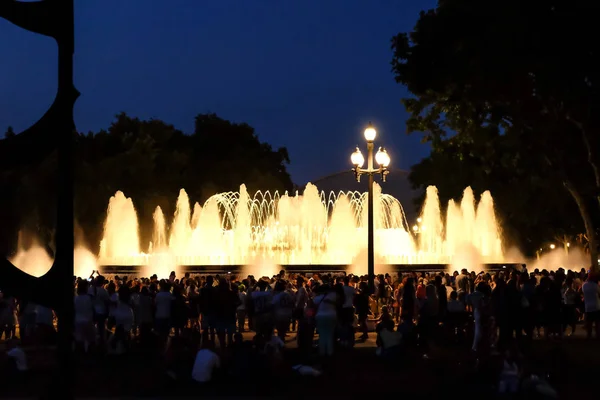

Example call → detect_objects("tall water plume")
328 194 358 262
475 191 502 259
189 196 224 263
152 206 167 251
443 187 504 270
169 189 192 255
99 191 140 264
445 200 461 256
419 186 444 261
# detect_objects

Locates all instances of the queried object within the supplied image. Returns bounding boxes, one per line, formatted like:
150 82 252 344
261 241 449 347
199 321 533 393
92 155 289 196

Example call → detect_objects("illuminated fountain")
10 242 98 279
96 183 505 275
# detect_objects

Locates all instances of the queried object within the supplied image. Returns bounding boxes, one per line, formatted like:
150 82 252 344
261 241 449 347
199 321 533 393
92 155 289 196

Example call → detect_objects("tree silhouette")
391 0 600 267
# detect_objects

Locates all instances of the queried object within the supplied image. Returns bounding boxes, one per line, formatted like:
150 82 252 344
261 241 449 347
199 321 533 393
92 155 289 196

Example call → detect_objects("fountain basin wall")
100 263 523 276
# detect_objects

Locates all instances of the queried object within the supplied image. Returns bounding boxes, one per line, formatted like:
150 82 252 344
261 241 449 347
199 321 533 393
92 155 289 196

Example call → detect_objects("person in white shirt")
582 273 600 339
498 348 520 394
313 284 338 356
118 287 134 326
263 332 285 369
89 275 110 344
191 340 221 384
155 281 174 339
272 280 294 340
109 287 134 354
251 280 274 336
74 280 95 352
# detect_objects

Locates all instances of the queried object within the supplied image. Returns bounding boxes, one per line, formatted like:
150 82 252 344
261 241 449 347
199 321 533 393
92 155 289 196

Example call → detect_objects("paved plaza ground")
2 327 599 398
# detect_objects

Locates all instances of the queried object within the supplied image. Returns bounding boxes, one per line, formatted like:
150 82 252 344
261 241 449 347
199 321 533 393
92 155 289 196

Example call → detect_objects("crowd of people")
1 265 599 395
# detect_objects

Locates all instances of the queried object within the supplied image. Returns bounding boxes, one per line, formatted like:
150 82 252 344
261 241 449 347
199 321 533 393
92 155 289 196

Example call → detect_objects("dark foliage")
0 113 293 255
391 0 600 260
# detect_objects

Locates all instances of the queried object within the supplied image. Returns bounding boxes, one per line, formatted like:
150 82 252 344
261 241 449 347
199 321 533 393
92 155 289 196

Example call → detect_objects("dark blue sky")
0 0 435 185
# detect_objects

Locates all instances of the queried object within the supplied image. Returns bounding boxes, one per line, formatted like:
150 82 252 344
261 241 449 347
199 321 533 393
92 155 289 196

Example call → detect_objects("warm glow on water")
96 183 507 275
10 246 98 278
7 184 590 278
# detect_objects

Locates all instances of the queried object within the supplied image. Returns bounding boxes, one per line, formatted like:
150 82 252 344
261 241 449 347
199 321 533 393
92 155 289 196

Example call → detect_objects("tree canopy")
391 0 600 264
0 113 293 255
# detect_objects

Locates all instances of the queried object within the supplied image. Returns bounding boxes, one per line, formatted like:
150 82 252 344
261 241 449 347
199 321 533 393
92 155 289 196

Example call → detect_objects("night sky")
0 0 435 185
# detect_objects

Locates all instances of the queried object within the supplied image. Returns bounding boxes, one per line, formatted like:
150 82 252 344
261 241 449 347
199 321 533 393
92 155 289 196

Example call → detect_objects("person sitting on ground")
229 333 254 380
498 345 522 394
191 339 221 385
377 304 393 325
263 331 286 375
375 309 402 358
108 286 134 355
4 338 27 381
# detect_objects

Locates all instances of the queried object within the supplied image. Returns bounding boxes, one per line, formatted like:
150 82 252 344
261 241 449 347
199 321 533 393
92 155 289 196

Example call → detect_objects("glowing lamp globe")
375 147 390 167
364 123 376 142
351 147 364 168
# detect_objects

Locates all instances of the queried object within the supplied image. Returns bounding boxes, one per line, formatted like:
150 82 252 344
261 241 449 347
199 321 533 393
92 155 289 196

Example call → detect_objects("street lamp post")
350 122 391 294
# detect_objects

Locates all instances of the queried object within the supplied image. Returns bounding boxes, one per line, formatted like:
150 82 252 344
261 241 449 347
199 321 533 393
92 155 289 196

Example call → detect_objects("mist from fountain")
10 245 53 277
7 183 593 278
10 244 98 278
94 183 510 274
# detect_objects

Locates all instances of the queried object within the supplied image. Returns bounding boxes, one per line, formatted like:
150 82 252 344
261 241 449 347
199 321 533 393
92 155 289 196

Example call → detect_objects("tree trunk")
568 116 600 210
564 179 598 271
580 128 600 209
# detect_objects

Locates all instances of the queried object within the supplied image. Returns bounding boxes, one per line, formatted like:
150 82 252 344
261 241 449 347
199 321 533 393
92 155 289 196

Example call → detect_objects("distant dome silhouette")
306 168 419 223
